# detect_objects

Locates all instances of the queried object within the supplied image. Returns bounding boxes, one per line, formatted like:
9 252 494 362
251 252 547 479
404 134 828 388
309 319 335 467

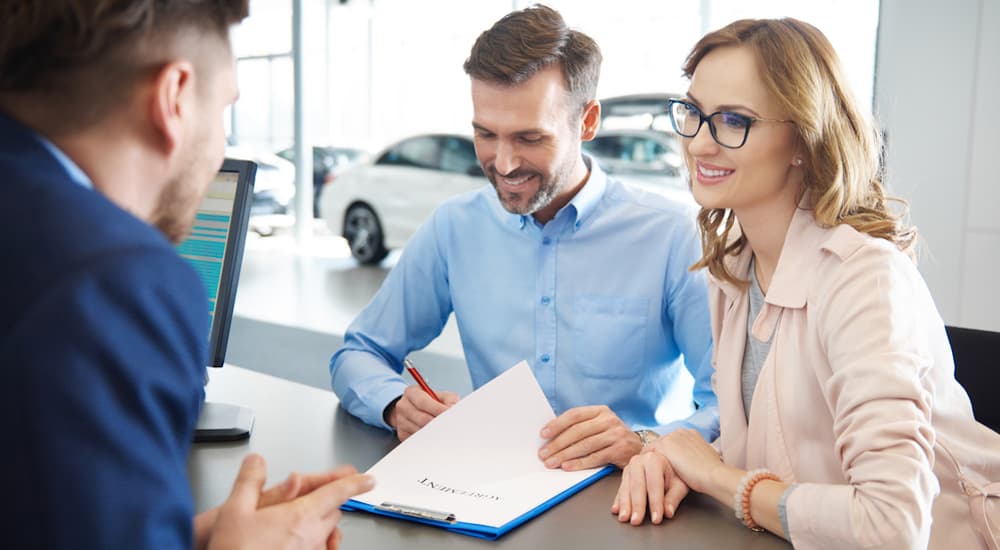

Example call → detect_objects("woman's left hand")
652 429 724 494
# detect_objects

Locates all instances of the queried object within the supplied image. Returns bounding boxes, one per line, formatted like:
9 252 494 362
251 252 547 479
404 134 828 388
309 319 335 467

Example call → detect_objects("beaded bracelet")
733 468 781 531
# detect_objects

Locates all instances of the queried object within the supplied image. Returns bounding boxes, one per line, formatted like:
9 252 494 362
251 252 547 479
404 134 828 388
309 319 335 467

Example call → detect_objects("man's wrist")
634 429 660 447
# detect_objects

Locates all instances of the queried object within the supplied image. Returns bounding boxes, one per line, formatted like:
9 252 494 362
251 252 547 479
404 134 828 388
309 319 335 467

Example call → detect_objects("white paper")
352 361 606 528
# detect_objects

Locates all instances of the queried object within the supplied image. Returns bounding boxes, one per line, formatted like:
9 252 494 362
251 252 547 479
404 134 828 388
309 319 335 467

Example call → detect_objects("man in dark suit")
0 2 372 548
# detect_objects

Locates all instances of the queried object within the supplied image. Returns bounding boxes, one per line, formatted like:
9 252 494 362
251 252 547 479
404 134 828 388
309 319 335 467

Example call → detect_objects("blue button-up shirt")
331 159 718 441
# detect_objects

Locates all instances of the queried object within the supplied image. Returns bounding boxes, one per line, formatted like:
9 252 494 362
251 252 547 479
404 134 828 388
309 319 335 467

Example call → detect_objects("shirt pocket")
572 294 648 379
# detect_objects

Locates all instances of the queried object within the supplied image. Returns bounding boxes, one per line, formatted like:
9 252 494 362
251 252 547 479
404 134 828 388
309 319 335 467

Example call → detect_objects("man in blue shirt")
0 1 371 548
331 5 717 471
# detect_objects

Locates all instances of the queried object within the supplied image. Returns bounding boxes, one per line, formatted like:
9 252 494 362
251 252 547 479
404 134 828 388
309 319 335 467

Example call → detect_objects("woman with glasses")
612 18 999 549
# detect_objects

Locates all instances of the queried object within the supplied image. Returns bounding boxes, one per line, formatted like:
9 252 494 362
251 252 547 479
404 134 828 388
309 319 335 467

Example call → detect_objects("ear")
580 99 601 141
147 60 196 158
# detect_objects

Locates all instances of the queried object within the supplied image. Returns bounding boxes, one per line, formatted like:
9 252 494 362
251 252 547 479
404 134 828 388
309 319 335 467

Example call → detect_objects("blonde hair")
683 18 916 288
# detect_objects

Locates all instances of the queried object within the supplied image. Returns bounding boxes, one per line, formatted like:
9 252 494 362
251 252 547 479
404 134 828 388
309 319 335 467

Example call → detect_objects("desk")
189 366 789 549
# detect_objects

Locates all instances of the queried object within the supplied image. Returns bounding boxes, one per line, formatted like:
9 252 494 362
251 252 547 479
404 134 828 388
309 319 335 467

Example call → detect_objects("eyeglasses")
666 98 793 149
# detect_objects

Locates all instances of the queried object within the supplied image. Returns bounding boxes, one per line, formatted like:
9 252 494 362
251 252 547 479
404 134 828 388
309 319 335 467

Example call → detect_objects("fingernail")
619 510 628 521
652 512 661 523
540 428 550 438
544 458 558 468
539 448 550 459
666 505 674 518
631 512 639 523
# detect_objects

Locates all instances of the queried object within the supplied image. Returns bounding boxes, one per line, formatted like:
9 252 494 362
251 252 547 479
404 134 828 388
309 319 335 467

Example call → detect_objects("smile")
697 163 734 178
499 174 535 187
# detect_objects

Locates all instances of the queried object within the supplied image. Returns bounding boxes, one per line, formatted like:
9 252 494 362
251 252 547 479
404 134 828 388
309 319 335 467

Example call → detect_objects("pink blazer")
709 207 1000 549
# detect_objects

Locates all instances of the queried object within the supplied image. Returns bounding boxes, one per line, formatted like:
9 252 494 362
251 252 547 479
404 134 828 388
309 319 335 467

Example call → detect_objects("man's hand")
195 464 365 549
206 454 375 550
538 405 641 470
386 385 460 441
612 448 689 525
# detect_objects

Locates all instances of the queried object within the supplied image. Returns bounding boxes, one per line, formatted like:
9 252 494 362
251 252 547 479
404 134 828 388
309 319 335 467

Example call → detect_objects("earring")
794 158 803 166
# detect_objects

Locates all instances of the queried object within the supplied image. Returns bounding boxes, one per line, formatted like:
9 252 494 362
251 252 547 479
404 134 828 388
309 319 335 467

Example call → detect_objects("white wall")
875 0 1000 331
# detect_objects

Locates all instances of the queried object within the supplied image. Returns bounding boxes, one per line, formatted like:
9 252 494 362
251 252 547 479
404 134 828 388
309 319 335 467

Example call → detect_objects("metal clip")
377 501 457 524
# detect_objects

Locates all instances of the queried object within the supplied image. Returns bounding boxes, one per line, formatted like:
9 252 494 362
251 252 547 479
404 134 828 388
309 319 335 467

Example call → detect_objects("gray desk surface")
189 366 789 549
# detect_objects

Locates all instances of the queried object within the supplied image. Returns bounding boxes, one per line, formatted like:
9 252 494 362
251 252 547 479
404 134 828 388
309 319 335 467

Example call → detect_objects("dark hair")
0 0 248 129
463 4 601 113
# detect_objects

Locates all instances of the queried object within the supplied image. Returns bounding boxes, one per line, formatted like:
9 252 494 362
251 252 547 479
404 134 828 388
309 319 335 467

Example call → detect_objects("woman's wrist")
699 463 744 504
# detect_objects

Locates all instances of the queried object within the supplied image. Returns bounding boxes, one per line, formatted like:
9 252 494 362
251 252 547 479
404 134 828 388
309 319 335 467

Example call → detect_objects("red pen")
403 358 443 404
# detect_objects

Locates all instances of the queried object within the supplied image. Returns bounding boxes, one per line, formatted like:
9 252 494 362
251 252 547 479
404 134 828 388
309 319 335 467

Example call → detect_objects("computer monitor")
177 158 256 442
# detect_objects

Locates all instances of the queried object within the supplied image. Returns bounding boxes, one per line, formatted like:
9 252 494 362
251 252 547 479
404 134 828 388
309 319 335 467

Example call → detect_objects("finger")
293 465 359 495
548 429 617 470
540 418 604 466
438 391 461 406
225 454 268 513
392 414 423 441
300 473 376 516
257 471 302 508
645 457 667 524
327 527 343 550
613 464 631 520
627 459 648 525
405 385 450 417
663 474 689 519
396 393 440 428
540 406 597 439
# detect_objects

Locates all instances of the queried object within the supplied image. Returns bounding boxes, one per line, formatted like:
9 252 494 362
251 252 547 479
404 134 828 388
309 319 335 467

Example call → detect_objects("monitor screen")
176 159 255 367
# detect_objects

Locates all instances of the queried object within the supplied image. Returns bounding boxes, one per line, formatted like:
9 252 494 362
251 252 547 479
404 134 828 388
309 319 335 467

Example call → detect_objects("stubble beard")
487 158 573 216
151 138 215 244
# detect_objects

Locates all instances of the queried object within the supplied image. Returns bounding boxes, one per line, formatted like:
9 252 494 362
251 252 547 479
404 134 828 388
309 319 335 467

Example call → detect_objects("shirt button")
540 296 551 306
542 237 552 245
540 354 550 363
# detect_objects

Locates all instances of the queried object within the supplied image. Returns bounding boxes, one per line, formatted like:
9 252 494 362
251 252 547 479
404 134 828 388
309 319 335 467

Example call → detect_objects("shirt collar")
713 197 840 309
36 134 93 189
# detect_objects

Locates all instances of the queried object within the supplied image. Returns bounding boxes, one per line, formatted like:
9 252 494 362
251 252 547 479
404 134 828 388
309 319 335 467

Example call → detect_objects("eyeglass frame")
666 98 794 149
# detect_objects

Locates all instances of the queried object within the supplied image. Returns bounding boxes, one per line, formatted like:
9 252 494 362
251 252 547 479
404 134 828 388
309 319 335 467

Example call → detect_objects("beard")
151 138 217 244
485 158 574 216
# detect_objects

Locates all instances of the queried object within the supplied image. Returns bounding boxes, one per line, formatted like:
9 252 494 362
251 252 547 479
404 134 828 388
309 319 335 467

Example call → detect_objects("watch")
635 429 659 447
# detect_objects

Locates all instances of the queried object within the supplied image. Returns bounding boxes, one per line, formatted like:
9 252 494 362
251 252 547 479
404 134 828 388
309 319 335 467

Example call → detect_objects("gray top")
742 258 773 420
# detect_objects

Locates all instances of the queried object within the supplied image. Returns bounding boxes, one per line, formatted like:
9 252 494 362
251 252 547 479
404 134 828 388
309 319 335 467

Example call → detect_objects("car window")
376 137 440 170
586 136 625 159
628 138 667 163
438 137 480 175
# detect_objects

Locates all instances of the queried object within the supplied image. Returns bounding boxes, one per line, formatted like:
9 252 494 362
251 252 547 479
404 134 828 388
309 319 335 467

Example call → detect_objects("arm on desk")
330 215 455 431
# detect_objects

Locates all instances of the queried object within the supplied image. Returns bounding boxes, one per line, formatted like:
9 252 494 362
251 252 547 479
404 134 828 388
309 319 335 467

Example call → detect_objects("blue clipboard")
342 464 614 540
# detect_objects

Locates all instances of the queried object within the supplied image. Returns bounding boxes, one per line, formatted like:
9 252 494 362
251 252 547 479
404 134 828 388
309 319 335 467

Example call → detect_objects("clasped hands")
612 428 724 525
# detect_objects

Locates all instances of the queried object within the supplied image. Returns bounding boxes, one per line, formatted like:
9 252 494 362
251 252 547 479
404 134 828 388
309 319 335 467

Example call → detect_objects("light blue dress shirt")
330 158 719 441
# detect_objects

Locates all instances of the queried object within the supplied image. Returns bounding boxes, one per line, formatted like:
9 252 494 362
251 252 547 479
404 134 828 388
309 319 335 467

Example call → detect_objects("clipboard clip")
377 501 457 524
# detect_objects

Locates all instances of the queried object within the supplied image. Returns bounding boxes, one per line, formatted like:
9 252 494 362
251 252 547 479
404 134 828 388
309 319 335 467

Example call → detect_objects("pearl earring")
794 158 803 166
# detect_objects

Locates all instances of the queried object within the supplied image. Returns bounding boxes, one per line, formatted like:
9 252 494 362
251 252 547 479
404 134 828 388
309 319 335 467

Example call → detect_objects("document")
342 361 613 539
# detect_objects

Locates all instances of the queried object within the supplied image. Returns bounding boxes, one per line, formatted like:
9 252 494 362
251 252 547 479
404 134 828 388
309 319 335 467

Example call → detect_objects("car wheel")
343 204 388 264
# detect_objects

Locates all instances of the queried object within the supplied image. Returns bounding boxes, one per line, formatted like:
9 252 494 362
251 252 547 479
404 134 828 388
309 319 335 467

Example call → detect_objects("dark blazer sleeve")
5 246 208 549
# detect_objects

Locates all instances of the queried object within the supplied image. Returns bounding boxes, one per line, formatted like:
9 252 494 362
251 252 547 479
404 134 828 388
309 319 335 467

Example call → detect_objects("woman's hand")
611 448 689 525
651 428 724 494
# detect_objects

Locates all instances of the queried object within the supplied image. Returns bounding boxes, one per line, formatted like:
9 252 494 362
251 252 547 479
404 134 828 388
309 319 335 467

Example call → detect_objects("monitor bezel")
206 158 256 367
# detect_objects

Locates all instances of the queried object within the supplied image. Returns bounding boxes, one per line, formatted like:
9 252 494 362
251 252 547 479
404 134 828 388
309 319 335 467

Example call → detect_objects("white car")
320 134 487 264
